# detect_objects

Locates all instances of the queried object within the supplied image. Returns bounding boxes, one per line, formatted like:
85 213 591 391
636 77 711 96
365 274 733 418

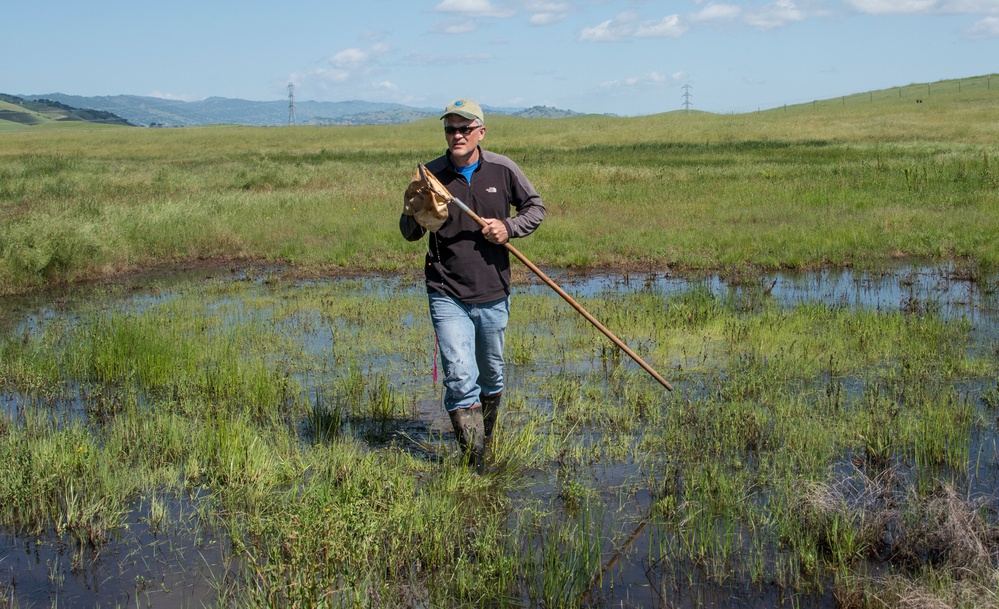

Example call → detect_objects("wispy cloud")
579 11 686 41
690 3 743 22
579 17 631 41
598 70 687 90
289 44 392 95
431 18 479 34
330 48 370 70
433 0 515 18
635 14 688 37
844 0 937 14
745 0 805 29
845 0 999 14
579 0 809 41
428 0 515 34
399 51 494 65
965 14 999 37
525 0 572 25
147 91 198 101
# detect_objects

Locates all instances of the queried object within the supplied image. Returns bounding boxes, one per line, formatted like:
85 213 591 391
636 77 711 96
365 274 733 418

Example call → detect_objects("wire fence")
759 74 999 114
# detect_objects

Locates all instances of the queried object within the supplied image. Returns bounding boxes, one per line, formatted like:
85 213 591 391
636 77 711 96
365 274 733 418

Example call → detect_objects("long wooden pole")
440 186 673 392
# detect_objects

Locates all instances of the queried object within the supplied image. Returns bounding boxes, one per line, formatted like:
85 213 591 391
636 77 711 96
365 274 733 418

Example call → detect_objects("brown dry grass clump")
799 466 999 609
893 484 998 572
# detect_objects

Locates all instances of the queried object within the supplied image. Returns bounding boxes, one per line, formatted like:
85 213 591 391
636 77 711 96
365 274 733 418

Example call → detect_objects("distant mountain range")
6 93 582 127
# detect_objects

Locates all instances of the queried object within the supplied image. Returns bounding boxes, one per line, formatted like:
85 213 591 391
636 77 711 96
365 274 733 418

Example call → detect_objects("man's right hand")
481 218 509 244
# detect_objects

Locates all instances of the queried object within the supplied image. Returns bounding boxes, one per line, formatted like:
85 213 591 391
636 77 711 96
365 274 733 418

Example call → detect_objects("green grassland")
1 75 998 295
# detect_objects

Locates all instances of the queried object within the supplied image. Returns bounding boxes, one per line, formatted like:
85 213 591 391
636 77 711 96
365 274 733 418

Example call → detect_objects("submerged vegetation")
1 75 998 607
1 269 997 608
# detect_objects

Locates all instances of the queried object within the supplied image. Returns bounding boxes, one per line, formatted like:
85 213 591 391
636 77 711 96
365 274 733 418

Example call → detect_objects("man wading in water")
400 98 546 470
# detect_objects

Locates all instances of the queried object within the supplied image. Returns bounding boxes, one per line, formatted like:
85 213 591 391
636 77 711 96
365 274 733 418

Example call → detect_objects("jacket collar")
445 145 484 172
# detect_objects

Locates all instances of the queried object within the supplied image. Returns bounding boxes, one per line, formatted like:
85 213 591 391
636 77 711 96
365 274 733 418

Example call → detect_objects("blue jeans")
429 291 509 412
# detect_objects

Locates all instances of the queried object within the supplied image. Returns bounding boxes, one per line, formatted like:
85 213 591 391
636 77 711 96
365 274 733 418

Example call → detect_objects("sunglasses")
444 124 483 136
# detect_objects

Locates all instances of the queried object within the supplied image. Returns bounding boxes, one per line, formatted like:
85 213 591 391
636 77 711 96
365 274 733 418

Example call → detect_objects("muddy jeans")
429 291 508 412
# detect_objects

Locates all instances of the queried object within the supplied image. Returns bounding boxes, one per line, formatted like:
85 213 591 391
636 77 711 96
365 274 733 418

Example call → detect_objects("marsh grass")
1 271 995 608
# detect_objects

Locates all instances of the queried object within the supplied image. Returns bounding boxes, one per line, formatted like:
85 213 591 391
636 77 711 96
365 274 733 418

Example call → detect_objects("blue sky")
4 0 997 115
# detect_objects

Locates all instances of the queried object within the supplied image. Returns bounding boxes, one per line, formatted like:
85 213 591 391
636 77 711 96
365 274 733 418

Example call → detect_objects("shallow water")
1 494 227 609
1 263 997 608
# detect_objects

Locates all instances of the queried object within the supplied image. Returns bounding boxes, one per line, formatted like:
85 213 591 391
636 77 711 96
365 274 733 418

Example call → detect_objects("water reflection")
541 263 996 319
0 262 996 608
1 494 227 609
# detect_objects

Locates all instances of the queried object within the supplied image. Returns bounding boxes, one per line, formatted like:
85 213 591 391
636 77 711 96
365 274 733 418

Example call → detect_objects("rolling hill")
6 93 582 127
0 94 133 127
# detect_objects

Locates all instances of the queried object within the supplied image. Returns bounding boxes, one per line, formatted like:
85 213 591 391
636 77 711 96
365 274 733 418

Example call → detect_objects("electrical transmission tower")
288 83 296 126
681 84 693 113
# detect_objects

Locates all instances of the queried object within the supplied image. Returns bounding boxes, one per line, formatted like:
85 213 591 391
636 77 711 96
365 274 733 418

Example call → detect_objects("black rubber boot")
481 392 502 441
448 406 485 472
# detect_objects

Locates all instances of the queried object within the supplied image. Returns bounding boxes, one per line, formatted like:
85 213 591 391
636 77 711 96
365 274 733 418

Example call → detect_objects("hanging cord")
396 335 449 456
433 335 457 453
429 231 440 263
432 333 448 418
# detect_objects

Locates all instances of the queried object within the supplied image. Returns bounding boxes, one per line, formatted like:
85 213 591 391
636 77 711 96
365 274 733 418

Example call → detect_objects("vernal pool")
1 264 996 608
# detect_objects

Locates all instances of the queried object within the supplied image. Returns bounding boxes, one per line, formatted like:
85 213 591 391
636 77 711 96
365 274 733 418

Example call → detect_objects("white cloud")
525 0 572 25
329 48 369 69
965 14 999 36
313 68 352 85
635 14 688 37
358 29 387 41
690 3 742 22
949 0 999 11
432 18 479 33
745 0 805 29
599 71 686 90
433 0 515 17
328 45 390 71
399 51 494 65
290 43 393 97
147 91 198 101
579 11 687 41
581 1 813 39
845 0 999 14
579 16 632 41
844 0 937 14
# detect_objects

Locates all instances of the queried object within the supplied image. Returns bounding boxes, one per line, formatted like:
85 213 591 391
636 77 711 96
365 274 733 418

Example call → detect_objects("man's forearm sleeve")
400 214 427 241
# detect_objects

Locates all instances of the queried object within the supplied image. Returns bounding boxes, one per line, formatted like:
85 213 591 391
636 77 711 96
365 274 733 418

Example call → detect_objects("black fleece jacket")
400 147 546 304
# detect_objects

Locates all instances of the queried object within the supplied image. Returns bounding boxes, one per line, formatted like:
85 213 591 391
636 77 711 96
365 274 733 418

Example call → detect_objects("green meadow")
1 75 998 295
1 75 998 608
